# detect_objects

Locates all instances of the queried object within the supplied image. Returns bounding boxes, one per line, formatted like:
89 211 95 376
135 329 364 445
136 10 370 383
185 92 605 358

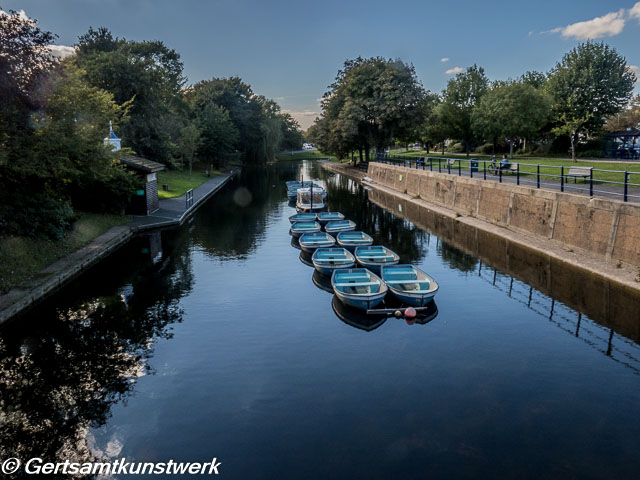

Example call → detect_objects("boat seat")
334 281 379 287
385 280 423 285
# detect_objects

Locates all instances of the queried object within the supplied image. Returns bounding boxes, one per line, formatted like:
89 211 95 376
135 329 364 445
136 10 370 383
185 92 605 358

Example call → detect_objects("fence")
186 189 194 209
374 154 640 203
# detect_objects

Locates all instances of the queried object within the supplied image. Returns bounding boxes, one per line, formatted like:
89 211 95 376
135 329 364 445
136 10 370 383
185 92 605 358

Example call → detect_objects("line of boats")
288 206 440 314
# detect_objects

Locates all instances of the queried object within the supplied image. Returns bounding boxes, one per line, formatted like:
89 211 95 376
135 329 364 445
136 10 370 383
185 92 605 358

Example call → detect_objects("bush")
0 191 74 240
576 138 606 154
549 135 571 154
476 143 494 154
577 150 605 159
70 167 141 214
448 142 466 153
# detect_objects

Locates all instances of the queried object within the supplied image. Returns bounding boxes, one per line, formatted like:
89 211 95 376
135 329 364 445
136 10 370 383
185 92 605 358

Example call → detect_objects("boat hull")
312 248 356 275
387 289 437 307
334 289 387 310
331 268 388 311
300 239 335 253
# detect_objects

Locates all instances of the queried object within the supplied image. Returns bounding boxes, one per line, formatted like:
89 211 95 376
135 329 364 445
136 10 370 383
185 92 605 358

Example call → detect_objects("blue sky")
3 0 640 128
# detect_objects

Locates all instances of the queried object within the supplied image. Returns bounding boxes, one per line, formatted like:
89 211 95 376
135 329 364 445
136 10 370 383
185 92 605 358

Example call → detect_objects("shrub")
577 150 605 159
476 143 494 154
0 191 74 240
448 142 466 153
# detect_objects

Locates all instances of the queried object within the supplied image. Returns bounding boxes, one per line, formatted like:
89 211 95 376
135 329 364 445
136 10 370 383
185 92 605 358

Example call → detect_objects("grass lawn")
390 152 640 184
0 212 132 293
276 151 337 162
157 167 221 199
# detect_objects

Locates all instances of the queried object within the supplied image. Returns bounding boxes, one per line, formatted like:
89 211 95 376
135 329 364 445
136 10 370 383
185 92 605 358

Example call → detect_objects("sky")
3 0 640 129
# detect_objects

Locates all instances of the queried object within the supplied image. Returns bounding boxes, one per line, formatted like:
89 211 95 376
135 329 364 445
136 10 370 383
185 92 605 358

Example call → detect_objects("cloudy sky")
4 0 640 129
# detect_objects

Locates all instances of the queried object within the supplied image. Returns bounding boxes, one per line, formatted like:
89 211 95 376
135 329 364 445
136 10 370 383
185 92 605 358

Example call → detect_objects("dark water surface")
2 160 640 479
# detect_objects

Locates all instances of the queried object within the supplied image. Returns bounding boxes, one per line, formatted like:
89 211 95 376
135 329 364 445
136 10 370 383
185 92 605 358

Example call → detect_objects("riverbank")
320 161 640 294
0 170 237 324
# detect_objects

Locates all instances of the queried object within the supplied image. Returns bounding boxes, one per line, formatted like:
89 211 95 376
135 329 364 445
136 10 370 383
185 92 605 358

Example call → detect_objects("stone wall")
367 162 640 267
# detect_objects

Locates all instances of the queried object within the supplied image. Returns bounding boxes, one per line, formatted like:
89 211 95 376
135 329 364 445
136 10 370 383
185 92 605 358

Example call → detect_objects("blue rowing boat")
324 219 356 234
290 221 321 238
311 247 356 275
331 268 388 310
317 212 345 225
298 232 336 253
380 264 439 307
354 245 400 274
335 231 374 252
289 212 317 224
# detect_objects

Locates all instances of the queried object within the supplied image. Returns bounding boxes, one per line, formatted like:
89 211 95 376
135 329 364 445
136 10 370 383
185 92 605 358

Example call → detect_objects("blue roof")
109 131 120 139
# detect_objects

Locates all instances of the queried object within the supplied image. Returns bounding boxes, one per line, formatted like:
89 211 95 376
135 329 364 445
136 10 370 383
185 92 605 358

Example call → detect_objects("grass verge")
0 212 132 293
276 151 337 162
157 166 221 199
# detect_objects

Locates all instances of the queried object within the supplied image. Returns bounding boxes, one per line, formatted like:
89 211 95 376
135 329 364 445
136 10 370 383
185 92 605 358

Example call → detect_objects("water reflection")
0 232 189 476
365 185 640 373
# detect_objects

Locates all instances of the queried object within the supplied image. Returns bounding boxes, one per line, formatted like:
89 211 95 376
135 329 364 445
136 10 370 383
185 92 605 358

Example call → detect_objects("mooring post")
624 172 629 202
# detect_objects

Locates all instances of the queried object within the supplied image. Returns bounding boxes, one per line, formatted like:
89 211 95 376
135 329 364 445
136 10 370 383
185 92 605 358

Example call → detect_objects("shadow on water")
363 185 640 374
0 229 192 476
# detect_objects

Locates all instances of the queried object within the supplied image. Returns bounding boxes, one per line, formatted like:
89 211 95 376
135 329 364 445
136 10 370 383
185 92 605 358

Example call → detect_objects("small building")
104 122 121 151
121 155 165 215
605 128 640 159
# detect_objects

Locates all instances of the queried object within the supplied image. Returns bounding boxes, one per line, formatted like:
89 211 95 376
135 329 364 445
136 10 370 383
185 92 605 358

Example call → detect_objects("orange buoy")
404 307 417 318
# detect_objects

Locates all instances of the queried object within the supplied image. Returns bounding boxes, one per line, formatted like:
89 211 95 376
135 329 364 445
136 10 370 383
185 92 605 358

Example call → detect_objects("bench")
565 166 592 183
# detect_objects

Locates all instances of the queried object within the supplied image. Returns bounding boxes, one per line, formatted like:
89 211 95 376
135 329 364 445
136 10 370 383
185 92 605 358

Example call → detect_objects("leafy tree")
316 57 426 161
194 104 238 168
279 113 304 151
547 42 636 161
439 64 489 156
604 94 640 132
76 28 186 163
472 81 551 157
187 77 266 163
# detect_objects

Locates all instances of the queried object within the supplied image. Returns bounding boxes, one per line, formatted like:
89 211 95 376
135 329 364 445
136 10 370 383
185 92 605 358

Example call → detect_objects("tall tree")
472 81 551 157
439 64 489 156
547 42 636 161
316 57 426 161
76 28 186 163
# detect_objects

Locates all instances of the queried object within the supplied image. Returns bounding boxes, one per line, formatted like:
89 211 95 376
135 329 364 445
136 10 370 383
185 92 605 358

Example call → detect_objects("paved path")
132 171 236 230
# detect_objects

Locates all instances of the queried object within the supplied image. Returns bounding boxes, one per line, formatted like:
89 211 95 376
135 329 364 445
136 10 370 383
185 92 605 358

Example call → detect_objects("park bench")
507 163 518 174
565 166 592 183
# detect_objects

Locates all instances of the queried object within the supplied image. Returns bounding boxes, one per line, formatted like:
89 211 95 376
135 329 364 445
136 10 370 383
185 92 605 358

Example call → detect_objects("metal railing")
186 189 194 209
374 153 640 203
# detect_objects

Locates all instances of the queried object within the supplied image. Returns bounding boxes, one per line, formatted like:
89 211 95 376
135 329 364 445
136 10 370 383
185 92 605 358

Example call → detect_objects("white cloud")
629 65 640 82
440 57 449 63
630 2 640 21
0 9 29 20
445 66 463 75
550 9 625 40
47 45 76 59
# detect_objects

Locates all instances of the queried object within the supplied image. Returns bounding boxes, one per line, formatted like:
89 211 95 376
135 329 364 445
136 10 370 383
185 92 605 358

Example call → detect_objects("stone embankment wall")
367 163 640 267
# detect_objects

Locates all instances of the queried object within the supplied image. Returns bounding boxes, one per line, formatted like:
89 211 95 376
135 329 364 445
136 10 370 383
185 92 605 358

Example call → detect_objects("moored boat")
380 264 439 307
317 212 345 225
354 245 400 274
311 247 356 275
331 268 388 310
324 219 356 234
296 187 325 212
289 212 317 224
336 231 374 252
290 221 321 238
298 232 336 253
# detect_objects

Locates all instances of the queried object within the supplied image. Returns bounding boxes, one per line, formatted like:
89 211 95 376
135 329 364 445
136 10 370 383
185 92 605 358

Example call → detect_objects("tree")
472 82 551 157
439 65 489 156
547 42 636 161
76 28 186 163
604 95 640 132
315 57 426 161
279 113 304 151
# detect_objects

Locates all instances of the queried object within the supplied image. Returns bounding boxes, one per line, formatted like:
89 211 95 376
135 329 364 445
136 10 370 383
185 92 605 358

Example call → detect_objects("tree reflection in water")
0 231 191 478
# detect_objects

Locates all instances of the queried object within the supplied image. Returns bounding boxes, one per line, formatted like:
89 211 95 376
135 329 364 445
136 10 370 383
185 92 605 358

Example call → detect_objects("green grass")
0 212 132 293
390 152 640 184
157 167 220 199
276 150 337 162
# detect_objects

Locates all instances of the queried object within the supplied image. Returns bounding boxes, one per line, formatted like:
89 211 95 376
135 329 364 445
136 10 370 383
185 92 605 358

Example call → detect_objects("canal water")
2 160 640 479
